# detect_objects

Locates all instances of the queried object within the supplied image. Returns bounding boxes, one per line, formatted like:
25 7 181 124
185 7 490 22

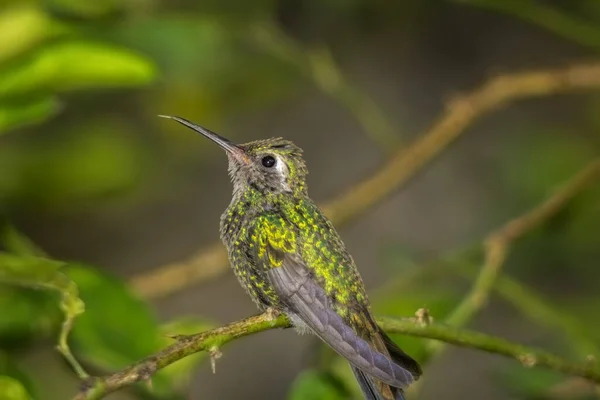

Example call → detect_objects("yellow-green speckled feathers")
221 192 369 326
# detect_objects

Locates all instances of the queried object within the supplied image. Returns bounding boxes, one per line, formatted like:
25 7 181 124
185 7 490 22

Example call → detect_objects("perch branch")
129 61 600 300
72 312 600 400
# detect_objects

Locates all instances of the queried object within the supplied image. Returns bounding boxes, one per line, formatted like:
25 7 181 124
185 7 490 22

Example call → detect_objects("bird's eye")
262 155 276 168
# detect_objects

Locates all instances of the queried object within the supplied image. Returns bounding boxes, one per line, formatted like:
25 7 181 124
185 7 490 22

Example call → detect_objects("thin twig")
0 225 89 378
73 313 288 400
0 255 88 378
72 312 600 400
446 159 600 328
129 62 600 300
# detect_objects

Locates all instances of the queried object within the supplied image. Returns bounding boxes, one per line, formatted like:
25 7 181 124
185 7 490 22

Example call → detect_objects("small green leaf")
0 376 32 400
0 97 60 134
0 41 156 98
288 369 349 400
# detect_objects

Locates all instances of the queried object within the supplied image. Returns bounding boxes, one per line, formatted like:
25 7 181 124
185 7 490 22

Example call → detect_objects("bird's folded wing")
266 252 415 388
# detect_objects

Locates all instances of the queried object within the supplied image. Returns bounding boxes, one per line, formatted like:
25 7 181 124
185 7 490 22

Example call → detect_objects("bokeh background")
1 0 600 399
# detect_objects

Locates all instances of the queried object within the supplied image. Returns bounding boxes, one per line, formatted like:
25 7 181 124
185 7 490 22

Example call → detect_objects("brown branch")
130 62 600 300
72 312 600 400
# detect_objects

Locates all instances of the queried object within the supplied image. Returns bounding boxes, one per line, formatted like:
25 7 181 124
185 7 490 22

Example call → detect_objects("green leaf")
0 376 31 400
0 97 60 134
0 41 156 98
288 369 349 400
0 5 66 64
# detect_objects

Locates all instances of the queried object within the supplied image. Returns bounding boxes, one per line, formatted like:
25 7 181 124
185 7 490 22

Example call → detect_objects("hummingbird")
160 115 422 400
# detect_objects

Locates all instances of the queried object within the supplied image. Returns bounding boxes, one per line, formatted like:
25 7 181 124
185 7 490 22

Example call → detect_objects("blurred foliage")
0 0 600 399
68 263 213 397
288 369 350 400
1 119 151 208
0 227 212 398
0 353 37 399
0 376 32 400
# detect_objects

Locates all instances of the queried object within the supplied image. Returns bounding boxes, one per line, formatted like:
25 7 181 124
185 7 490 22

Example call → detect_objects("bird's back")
221 192 368 317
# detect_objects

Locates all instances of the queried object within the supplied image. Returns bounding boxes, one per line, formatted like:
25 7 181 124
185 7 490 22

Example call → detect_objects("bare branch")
129 62 600 300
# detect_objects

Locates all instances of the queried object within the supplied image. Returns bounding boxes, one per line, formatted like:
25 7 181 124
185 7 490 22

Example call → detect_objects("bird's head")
161 115 308 197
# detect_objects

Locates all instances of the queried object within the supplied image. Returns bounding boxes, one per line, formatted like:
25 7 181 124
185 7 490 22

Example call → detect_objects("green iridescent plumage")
162 115 422 400
223 195 368 318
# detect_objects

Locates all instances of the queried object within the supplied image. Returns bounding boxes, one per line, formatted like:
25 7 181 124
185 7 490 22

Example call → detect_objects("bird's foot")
415 308 433 326
264 307 281 322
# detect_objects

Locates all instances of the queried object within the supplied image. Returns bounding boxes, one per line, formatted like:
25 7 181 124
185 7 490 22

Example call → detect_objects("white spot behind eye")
274 156 291 192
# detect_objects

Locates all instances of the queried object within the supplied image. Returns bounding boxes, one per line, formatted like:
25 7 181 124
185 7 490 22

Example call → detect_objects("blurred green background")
1 0 600 399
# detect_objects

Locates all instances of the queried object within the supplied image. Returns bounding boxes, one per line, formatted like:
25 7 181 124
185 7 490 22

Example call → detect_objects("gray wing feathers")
267 256 415 388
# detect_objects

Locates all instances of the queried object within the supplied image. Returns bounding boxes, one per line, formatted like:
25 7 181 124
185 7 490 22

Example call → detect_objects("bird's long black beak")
159 115 247 161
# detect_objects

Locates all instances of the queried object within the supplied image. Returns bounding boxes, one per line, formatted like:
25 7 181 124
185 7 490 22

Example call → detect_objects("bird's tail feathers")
352 326 421 400
351 366 405 400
